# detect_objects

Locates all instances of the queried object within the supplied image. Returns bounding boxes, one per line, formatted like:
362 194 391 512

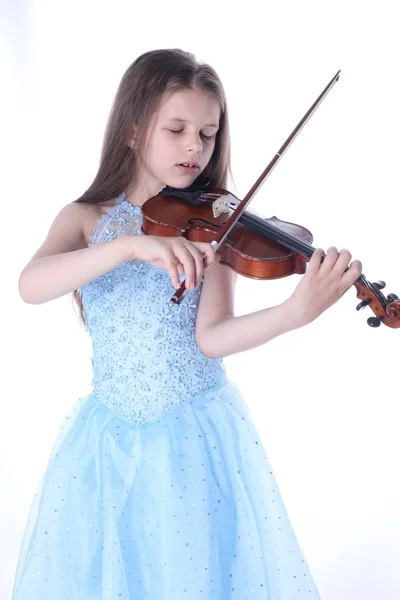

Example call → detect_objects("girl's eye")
167 129 215 140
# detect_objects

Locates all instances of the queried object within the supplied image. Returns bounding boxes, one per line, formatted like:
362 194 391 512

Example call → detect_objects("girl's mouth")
177 162 199 173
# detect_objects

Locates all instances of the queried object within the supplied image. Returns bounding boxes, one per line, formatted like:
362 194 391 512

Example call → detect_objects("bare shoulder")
26 200 114 265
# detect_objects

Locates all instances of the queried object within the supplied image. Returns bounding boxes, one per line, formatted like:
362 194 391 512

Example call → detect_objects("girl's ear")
127 124 139 149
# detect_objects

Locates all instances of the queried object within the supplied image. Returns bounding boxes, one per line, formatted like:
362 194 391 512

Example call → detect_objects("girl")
13 49 361 599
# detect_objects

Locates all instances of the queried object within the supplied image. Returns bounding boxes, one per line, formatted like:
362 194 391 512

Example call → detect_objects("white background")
1 1 399 598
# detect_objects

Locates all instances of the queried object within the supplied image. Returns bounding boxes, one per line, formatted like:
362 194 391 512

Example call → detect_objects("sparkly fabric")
80 192 228 427
12 192 321 599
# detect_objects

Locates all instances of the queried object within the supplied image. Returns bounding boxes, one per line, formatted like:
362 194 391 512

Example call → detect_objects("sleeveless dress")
12 192 321 599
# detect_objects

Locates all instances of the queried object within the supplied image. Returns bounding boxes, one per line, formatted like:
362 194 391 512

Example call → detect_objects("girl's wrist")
120 235 141 261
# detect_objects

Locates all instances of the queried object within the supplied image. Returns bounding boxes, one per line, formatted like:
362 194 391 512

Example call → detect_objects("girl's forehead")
157 88 220 121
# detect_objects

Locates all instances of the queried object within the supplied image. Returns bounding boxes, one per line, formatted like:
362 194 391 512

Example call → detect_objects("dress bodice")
79 192 227 427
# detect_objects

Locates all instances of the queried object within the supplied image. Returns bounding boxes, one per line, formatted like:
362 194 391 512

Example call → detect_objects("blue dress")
12 192 321 599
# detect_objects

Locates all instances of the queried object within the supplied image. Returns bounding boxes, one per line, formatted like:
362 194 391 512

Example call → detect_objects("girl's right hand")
129 235 217 290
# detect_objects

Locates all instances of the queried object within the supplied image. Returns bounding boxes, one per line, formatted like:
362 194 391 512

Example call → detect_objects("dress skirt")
12 382 321 599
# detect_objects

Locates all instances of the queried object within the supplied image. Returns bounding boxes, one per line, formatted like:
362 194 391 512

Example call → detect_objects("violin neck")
238 209 315 260
236 207 372 289
238 209 372 288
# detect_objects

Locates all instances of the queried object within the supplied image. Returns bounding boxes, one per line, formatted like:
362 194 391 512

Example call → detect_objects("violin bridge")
212 195 231 218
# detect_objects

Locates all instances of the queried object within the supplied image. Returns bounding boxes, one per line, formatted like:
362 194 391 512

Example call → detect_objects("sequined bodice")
79 192 227 427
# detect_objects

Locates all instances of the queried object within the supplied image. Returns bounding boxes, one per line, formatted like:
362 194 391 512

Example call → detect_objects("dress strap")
88 195 125 247
115 191 127 205
88 191 142 247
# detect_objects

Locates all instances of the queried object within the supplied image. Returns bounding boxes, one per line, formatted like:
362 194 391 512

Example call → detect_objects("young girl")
13 49 361 599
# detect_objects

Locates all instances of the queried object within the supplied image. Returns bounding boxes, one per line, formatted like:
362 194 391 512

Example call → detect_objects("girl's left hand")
286 246 362 328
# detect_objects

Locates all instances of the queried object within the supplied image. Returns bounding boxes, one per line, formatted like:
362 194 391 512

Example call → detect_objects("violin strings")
231 202 315 258
230 202 385 303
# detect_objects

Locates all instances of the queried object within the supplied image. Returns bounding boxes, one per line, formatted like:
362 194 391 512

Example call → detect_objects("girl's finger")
331 248 352 277
165 257 181 289
307 248 325 275
188 247 205 288
176 245 196 289
319 246 339 275
192 241 216 270
202 244 216 269
341 259 362 288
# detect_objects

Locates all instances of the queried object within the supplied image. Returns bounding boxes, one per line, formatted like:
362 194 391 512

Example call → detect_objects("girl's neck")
125 174 163 207
124 188 147 207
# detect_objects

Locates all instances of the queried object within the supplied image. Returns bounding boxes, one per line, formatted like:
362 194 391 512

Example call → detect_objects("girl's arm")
19 202 216 304
195 247 362 359
18 203 134 304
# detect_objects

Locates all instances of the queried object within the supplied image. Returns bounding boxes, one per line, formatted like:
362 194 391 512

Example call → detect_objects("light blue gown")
12 192 321 599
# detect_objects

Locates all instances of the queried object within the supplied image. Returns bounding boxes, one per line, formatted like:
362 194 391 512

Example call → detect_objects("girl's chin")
161 170 201 189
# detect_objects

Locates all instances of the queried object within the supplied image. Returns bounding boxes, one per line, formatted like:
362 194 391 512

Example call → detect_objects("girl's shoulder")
23 198 121 267
80 198 118 247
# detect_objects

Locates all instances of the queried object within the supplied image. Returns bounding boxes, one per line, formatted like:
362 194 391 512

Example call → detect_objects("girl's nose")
185 133 202 154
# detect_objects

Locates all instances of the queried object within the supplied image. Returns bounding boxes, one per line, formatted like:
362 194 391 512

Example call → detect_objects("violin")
141 72 400 329
142 179 400 328
143 178 313 280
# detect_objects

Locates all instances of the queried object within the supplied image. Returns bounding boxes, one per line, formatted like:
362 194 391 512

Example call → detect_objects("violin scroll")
354 279 400 328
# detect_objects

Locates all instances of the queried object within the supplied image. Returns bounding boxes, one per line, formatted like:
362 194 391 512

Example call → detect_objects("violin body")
142 187 313 280
142 183 400 329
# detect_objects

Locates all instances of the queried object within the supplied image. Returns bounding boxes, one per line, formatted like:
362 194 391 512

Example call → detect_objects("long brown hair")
72 48 232 326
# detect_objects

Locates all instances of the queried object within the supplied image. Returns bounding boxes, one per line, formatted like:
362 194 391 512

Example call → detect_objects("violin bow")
169 70 341 307
169 70 400 328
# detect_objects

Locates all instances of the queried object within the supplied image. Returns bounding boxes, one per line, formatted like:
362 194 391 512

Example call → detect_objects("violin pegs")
356 299 372 311
367 315 384 328
373 280 386 290
387 293 399 302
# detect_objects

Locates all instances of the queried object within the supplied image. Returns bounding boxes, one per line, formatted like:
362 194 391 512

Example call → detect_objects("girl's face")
135 87 220 195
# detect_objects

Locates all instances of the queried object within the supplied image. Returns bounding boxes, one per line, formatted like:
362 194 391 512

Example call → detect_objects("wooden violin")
142 180 400 328
141 72 400 329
